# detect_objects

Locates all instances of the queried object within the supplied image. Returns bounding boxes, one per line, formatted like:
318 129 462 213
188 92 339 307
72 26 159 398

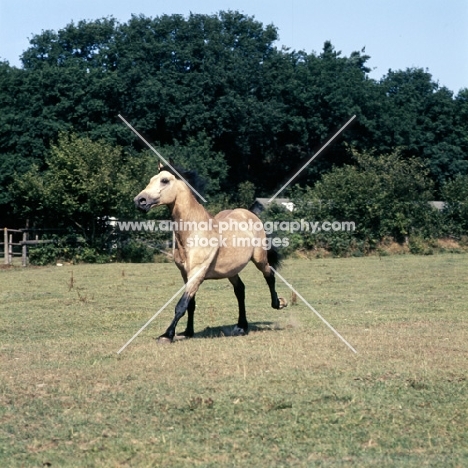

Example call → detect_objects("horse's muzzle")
134 194 159 212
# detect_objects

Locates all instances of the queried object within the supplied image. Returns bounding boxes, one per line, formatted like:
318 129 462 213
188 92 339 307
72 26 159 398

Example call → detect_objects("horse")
134 165 287 343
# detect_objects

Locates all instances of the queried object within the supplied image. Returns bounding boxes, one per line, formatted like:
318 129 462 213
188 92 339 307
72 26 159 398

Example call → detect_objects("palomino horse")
134 165 287 343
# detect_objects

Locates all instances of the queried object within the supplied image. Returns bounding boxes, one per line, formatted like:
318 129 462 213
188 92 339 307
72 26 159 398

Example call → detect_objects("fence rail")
2 227 54 266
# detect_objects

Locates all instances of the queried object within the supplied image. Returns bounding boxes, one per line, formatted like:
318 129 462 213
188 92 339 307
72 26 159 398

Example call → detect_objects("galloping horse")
134 165 287 343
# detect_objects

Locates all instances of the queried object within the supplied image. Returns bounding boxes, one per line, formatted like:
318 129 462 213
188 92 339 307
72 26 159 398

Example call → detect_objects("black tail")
267 246 283 270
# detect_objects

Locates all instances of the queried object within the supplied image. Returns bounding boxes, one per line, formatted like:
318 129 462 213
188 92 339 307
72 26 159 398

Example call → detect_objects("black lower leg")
265 273 281 309
160 293 191 340
230 275 248 332
178 297 195 338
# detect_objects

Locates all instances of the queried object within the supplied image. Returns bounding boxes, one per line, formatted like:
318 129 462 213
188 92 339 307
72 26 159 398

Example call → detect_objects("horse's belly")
205 244 253 279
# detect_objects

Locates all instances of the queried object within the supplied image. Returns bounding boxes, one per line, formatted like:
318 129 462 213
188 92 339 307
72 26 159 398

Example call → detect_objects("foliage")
115 238 156 263
441 174 468 236
27 233 159 265
11 133 156 249
298 150 436 242
28 240 110 265
27 241 60 266
1 12 467 256
237 181 256 208
259 150 446 257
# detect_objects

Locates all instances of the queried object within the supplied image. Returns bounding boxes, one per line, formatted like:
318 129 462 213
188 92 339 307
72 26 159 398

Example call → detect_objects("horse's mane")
159 164 206 202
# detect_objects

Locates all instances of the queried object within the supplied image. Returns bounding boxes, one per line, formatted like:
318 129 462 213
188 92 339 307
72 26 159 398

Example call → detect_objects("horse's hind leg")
252 249 287 310
265 272 282 309
228 275 248 336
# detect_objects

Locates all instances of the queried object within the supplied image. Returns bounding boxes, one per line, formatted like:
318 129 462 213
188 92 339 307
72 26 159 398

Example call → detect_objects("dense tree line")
0 12 467 258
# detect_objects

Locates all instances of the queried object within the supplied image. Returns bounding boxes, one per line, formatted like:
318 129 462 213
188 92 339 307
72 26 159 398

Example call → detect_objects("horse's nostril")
139 197 147 206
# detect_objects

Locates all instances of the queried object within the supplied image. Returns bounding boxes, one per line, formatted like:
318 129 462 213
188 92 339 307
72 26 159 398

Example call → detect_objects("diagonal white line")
268 115 356 203
118 114 207 202
270 266 357 354
117 269 204 354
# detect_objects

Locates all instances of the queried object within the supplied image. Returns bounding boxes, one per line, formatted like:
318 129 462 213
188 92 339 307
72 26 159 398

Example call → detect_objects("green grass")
1 255 467 467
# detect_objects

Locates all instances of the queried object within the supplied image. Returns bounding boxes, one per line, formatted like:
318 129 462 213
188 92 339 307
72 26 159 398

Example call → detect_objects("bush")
290 150 439 250
117 239 155 263
408 236 434 255
28 237 111 265
28 242 60 266
441 174 468 236
28 242 158 265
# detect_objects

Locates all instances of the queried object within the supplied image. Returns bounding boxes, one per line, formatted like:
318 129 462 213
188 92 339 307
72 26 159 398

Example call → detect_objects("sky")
0 0 467 93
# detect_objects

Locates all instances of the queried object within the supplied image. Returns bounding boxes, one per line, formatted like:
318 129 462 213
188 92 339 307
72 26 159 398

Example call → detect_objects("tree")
11 133 154 247
1 11 466 230
374 69 468 186
160 134 228 197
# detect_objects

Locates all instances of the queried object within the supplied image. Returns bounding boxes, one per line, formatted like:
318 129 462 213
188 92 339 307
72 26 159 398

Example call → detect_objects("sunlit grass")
1 255 467 466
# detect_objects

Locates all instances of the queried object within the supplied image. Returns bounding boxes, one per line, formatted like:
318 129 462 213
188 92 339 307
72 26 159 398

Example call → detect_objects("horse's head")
134 170 180 212
135 164 205 212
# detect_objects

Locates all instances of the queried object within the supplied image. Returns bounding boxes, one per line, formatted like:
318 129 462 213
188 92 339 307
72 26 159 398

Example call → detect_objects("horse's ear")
158 161 164 171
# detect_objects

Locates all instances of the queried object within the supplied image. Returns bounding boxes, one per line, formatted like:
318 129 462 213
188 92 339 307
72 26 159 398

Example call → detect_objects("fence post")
22 230 28 267
8 234 13 264
3 228 7 265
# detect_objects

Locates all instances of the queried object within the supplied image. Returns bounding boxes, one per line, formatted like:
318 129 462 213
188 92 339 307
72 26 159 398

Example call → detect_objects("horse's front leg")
173 296 196 341
157 269 205 343
157 293 192 343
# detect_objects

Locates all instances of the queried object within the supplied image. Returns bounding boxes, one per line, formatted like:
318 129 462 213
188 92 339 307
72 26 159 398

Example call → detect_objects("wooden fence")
2 227 54 267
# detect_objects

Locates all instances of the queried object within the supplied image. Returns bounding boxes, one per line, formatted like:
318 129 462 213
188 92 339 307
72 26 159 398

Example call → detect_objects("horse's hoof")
232 326 247 336
278 297 288 309
156 336 173 344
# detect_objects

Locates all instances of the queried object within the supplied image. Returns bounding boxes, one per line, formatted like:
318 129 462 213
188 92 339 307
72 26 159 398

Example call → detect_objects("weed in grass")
291 291 298 305
67 270 74 291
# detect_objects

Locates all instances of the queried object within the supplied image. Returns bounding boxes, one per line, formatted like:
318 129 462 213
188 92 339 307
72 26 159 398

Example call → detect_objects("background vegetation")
1 12 467 260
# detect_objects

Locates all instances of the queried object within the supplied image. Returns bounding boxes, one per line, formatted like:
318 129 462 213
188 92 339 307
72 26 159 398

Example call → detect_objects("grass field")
1 255 467 467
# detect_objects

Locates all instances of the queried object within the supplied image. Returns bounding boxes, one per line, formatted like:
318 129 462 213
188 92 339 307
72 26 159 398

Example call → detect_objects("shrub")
441 174 468 236
117 239 156 263
28 236 111 265
291 150 438 250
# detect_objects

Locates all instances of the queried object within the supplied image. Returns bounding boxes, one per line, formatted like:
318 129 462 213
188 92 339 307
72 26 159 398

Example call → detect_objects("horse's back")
215 208 264 224
214 209 232 220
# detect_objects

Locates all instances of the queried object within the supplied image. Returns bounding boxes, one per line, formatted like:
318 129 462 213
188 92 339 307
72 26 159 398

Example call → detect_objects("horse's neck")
170 189 212 244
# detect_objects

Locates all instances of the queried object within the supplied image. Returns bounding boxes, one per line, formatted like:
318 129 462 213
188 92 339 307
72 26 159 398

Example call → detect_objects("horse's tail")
267 245 283 271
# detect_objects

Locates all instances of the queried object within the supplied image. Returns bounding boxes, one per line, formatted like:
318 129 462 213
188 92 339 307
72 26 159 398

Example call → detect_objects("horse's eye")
161 178 169 184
